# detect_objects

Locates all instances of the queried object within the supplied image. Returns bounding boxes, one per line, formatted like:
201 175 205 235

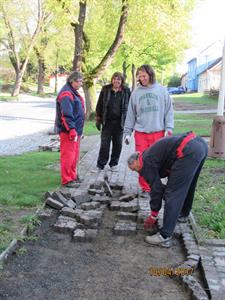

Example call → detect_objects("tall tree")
0 0 51 96
70 0 128 118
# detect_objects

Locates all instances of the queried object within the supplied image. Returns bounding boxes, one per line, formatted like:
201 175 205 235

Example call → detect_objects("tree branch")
90 0 129 79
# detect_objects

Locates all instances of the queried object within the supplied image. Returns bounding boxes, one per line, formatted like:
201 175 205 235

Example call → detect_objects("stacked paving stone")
44 184 108 242
44 181 153 240
39 135 60 152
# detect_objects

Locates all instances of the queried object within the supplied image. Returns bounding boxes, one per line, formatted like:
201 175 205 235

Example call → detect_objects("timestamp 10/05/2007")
149 267 194 276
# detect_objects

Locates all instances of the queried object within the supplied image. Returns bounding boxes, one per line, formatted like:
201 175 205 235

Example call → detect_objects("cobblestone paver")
41 136 213 299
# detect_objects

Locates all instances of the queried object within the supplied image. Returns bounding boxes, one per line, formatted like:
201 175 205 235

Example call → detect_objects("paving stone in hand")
137 210 150 224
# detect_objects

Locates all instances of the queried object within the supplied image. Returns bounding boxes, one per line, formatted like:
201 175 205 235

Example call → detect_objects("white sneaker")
144 232 172 248
91 166 104 173
110 165 119 172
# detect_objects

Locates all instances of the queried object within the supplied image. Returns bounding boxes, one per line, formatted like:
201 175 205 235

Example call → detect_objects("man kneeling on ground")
127 131 208 248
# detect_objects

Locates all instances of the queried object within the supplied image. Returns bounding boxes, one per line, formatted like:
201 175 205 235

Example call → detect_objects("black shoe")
63 181 80 188
74 175 83 183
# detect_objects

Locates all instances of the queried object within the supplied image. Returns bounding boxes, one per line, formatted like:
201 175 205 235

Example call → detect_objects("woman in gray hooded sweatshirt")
123 64 174 194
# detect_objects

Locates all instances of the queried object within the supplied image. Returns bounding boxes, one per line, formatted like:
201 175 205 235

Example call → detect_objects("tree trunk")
122 61 127 83
132 64 136 91
83 79 97 119
72 0 86 71
37 55 45 94
12 71 24 96
54 49 59 93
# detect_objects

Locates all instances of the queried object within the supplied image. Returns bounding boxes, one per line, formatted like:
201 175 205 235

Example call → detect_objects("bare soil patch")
0 210 189 300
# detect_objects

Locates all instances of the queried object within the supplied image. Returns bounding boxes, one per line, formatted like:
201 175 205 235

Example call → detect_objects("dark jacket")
96 84 130 129
55 83 85 136
139 132 207 212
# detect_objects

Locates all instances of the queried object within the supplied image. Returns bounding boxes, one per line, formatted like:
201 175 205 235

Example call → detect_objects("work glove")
96 121 101 131
164 130 172 137
144 211 159 230
69 128 77 141
124 135 131 145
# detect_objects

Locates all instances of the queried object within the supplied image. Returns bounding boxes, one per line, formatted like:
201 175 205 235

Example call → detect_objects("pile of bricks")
42 181 152 243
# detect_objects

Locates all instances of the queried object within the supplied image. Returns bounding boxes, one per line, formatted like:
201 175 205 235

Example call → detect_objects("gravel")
0 130 54 156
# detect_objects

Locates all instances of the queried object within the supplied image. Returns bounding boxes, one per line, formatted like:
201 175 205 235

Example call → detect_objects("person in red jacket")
55 71 85 188
127 132 208 248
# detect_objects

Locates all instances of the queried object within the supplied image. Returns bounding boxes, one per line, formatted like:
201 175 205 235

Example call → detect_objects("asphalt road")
0 94 56 156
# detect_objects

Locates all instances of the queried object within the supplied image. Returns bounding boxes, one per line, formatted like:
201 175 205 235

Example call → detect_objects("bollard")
208 115 225 157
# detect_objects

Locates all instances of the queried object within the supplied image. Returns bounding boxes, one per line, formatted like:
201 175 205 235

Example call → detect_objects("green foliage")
16 247 27 256
167 74 181 87
1 0 196 88
113 0 195 80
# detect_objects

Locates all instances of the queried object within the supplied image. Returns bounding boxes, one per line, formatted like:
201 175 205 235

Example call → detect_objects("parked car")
167 86 186 94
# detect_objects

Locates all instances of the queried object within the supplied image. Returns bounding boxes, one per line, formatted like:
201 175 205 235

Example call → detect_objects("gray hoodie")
124 83 174 135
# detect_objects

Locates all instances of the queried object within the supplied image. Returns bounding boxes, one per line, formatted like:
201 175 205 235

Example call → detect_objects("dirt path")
0 137 191 300
0 211 188 300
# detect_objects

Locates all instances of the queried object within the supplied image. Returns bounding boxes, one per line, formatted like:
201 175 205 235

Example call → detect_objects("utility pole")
208 36 225 157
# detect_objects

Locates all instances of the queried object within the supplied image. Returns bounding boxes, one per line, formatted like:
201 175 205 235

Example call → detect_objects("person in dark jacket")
127 132 208 247
55 71 85 187
95 72 131 172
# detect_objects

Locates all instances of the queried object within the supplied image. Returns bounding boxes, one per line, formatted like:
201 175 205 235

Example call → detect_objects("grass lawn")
0 152 60 252
0 95 18 102
83 121 99 136
174 113 215 136
173 93 218 105
194 158 225 239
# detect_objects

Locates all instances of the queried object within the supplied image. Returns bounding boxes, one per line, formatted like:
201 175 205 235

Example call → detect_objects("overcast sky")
178 0 225 72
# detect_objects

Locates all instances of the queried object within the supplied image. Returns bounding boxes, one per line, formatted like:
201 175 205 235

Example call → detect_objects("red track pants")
59 132 80 185
134 130 165 192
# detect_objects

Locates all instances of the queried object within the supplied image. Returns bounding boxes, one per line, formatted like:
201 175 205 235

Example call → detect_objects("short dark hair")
127 152 139 166
111 72 125 85
136 64 156 85
67 71 83 84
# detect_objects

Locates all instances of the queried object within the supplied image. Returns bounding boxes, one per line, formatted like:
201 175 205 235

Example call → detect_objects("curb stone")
179 212 225 299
